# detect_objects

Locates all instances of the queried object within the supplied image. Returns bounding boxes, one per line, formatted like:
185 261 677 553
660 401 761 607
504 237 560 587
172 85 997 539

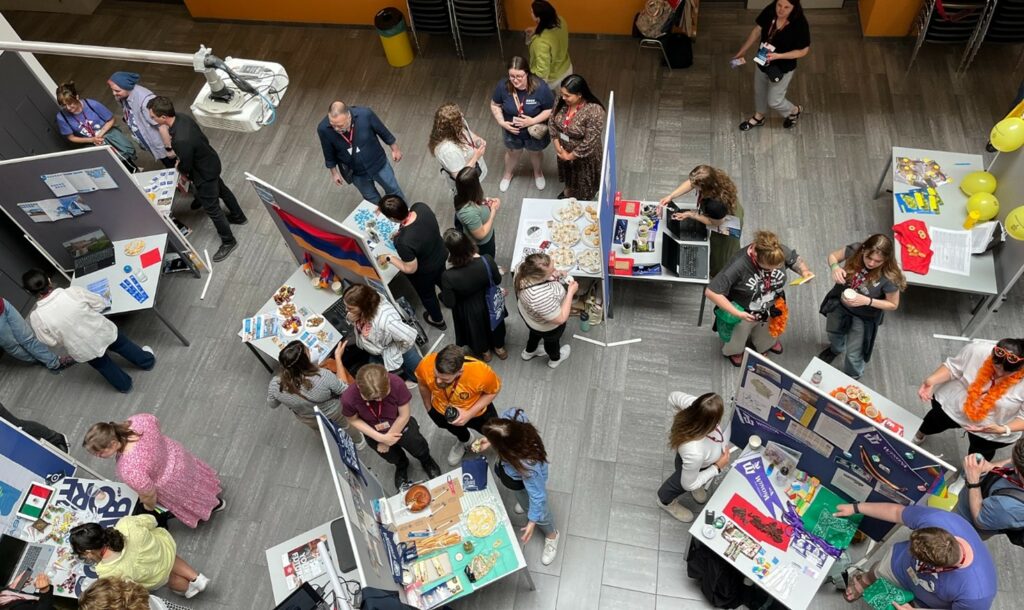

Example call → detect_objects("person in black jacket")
147 96 246 262
0 574 54 610
317 101 405 205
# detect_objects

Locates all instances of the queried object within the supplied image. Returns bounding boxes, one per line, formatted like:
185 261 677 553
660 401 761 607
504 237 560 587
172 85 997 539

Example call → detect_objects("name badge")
754 42 775 66
374 421 391 432
559 132 570 142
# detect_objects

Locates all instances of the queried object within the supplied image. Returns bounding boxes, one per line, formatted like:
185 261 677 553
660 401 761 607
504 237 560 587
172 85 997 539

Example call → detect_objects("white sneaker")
547 345 571 369
141 345 154 355
185 573 209 598
513 502 525 515
691 487 708 504
521 347 545 361
541 531 559 566
447 442 467 466
659 499 694 523
534 174 546 190
499 177 511 192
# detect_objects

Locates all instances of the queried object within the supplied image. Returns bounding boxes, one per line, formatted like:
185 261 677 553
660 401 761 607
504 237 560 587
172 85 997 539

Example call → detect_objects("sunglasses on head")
993 346 1023 365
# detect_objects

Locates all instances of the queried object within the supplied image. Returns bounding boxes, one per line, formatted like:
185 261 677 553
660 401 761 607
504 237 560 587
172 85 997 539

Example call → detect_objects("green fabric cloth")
862 577 914 610
528 19 572 83
714 302 745 342
801 486 863 550
418 518 518 603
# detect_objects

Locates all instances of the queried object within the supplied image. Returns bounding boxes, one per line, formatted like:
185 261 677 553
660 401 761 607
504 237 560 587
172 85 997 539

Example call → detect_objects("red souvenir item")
724 493 792 551
892 220 933 275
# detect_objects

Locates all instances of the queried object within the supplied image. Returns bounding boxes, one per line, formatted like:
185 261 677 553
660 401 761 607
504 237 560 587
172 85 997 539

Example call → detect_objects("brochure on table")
729 349 955 541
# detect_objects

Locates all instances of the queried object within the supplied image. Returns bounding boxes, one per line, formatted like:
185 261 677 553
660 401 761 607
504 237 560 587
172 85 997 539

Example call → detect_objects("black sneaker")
422 311 447 331
394 464 411 491
212 241 237 262
421 457 442 479
227 215 248 226
817 346 839 363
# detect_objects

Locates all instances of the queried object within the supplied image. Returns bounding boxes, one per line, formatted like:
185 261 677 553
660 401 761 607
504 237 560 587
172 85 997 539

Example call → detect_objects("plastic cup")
749 435 762 450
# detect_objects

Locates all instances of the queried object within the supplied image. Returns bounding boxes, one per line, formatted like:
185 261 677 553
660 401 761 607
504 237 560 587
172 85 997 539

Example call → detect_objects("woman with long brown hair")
657 392 731 522
440 229 508 361
819 234 906 379
489 55 554 192
549 74 606 200
475 408 559 565
705 230 813 367
428 103 487 192
453 166 501 260
83 414 223 528
659 164 745 277
343 284 422 381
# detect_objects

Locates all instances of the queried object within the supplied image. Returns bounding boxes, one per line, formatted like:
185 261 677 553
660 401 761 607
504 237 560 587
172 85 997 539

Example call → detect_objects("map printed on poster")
4 478 137 597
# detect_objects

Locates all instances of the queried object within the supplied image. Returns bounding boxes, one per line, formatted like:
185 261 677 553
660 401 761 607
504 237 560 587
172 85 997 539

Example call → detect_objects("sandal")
481 351 493 362
494 347 509 360
769 341 784 354
783 105 802 129
726 354 743 368
738 115 766 131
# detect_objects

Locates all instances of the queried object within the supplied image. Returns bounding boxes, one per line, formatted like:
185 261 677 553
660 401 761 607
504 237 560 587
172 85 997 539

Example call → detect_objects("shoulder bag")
512 89 548 140
479 256 506 331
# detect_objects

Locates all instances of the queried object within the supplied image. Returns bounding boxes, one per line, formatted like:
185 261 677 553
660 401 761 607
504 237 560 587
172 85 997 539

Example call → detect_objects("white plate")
552 198 583 222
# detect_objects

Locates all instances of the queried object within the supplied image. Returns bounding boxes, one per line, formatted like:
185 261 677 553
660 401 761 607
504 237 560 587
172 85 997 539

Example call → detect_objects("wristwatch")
164 146 173 151
966 481 982 489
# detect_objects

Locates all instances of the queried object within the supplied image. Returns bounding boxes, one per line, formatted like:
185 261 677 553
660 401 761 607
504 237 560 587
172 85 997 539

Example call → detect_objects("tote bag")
480 256 505 331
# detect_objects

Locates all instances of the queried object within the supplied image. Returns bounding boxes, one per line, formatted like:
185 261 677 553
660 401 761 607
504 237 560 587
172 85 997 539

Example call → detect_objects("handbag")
479 256 506 331
511 89 548 140
461 456 489 491
493 460 526 491
636 0 674 39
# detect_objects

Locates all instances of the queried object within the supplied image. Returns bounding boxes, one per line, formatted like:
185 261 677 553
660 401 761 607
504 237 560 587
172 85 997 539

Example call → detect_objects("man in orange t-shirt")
416 344 501 465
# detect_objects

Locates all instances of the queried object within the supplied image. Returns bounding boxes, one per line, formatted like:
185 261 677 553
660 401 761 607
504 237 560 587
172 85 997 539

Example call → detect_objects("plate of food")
123 240 146 257
584 203 599 223
305 315 325 330
550 247 577 272
466 505 498 538
280 315 303 336
273 285 295 305
578 248 602 274
277 302 297 318
553 198 583 222
404 484 432 512
549 221 580 247
583 223 600 247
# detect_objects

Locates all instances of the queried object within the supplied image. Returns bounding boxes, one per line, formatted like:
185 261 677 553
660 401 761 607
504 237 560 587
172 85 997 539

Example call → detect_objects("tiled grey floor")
2 1 1023 608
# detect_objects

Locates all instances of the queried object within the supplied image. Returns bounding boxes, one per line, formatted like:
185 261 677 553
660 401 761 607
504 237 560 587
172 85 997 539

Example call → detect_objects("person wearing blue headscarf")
108 71 175 168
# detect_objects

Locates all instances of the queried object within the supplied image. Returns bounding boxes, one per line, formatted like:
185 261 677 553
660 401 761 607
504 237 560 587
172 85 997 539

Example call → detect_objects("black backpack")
980 471 1024 547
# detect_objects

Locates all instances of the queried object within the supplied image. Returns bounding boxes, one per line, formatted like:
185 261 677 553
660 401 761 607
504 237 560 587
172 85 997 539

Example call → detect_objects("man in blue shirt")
316 101 405 204
957 439 1024 537
834 502 996 610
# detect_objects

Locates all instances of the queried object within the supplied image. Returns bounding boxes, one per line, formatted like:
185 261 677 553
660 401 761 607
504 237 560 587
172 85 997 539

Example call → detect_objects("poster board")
315 409 399 594
245 174 394 298
0 415 76 534
729 350 956 541
596 92 616 319
0 147 178 273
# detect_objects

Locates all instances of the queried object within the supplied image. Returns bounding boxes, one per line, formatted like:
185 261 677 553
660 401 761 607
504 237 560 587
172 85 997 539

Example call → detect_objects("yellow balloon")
990 117 1024 153
960 171 997 195
966 192 999 221
1006 206 1024 241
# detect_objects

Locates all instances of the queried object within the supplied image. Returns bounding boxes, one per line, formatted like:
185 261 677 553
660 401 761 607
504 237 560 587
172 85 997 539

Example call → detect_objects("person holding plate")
916 338 1024 461
513 253 577 368
453 166 502 260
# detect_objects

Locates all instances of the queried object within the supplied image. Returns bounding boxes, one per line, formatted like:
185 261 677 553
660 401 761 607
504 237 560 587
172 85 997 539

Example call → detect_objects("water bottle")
812 370 822 385
580 311 590 332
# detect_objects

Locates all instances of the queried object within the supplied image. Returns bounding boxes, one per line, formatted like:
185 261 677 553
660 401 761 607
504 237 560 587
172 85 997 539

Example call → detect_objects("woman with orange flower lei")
916 339 1024 461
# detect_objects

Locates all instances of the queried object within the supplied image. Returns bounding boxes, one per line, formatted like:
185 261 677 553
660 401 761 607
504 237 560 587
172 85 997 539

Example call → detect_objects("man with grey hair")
316 100 405 204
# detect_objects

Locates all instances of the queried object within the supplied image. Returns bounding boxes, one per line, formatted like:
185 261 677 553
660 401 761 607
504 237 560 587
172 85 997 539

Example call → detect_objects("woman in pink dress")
84 413 223 528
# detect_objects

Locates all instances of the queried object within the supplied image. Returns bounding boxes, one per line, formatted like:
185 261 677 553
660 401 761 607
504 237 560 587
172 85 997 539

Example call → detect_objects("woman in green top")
659 165 744 278
454 166 501 260
527 1 573 92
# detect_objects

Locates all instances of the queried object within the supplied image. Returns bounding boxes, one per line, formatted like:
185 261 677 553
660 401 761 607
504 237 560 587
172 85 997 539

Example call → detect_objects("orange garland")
963 357 1024 422
768 296 788 338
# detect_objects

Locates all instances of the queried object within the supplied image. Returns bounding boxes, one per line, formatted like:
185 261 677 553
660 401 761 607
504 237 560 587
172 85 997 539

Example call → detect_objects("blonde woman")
659 165 745 277
514 253 577 368
657 392 731 522
78 576 182 610
428 103 487 192
705 231 812 366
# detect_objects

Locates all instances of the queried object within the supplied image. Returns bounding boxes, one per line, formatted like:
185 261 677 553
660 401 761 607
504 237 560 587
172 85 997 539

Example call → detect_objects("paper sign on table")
139 248 162 269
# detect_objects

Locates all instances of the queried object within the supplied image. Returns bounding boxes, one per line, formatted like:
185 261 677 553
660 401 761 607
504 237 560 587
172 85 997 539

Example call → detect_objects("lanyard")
70 111 96 137
915 549 966 574
748 249 774 296
339 125 355 148
848 269 868 291
562 101 585 129
367 400 385 424
990 467 1024 489
765 18 784 44
511 89 525 115
707 426 724 444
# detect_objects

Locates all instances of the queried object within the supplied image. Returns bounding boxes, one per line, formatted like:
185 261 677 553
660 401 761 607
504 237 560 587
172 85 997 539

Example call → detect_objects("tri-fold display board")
729 350 956 541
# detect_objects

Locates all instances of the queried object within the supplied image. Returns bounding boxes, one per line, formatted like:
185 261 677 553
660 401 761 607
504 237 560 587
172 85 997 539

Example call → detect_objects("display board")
315 409 399 594
0 147 176 272
246 174 391 297
729 350 956 541
596 92 616 318
0 415 76 533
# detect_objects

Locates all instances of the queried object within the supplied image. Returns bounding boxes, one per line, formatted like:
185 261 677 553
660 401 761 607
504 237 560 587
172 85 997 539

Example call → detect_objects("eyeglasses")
993 346 1023 365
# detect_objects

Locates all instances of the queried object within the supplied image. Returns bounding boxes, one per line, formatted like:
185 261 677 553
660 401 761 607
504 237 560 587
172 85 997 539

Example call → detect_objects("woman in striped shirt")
343 285 422 383
513 253 577 369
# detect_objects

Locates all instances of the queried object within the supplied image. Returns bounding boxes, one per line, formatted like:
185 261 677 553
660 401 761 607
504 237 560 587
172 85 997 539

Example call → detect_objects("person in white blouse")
342 285 422 385
428 103 487 193
22 268 154 394
657 391 732 522
916 338 1024 461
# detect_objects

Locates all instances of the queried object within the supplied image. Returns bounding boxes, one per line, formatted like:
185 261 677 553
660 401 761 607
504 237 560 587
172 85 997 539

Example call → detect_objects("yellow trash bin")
375 8 414 68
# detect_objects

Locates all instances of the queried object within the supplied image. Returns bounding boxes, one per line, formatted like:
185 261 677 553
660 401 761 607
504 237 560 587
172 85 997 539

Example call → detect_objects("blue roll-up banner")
597 93 616 319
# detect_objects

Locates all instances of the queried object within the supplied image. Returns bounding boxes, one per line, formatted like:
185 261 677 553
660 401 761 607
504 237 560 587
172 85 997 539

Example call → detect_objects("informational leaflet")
929 227 971 276
41 173 77 197
40 167 118 197
17 196 91 223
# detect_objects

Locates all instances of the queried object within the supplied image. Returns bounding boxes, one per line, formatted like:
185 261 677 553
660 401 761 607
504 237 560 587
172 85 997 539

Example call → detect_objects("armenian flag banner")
272 205 379 280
